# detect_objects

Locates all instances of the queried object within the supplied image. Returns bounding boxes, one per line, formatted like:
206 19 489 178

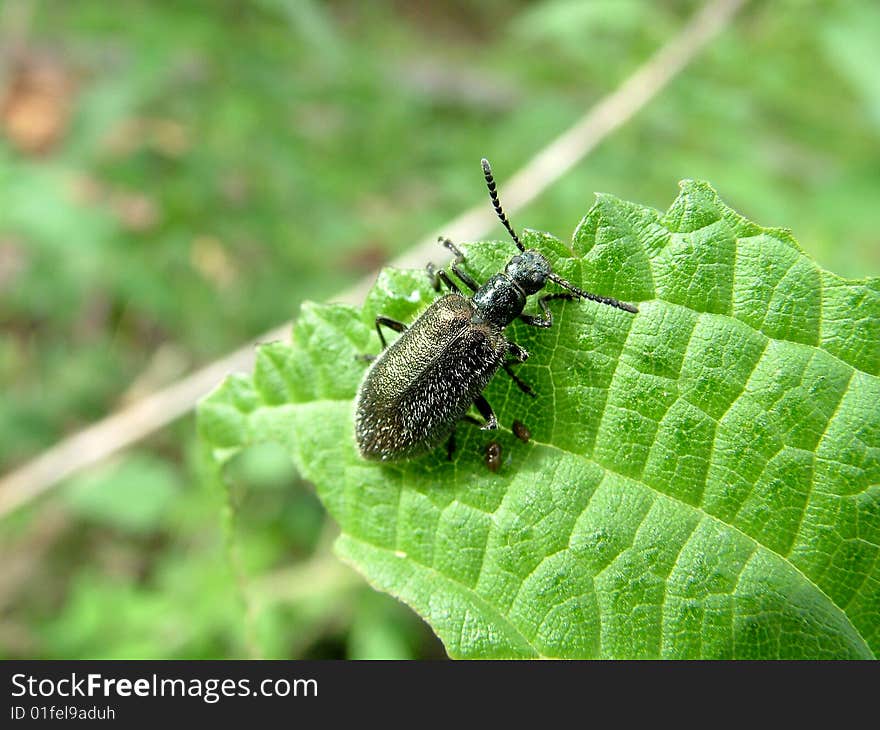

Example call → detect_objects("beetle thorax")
471 249 550 328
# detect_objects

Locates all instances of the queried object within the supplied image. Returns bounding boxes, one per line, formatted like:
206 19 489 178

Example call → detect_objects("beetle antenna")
548 273 639 313
481 158 524 252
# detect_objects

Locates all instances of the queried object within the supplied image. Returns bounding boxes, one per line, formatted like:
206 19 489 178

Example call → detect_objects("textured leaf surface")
198 181 879 658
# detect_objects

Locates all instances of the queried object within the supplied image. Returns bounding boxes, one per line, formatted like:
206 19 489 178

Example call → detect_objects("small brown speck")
512 419 531 443
485 441 501 472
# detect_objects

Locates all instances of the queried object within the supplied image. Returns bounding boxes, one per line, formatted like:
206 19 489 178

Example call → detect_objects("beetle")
354 158 637 462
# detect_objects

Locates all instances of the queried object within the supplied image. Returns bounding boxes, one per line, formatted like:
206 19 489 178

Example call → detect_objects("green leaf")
198 180 879 659
64 454 180 533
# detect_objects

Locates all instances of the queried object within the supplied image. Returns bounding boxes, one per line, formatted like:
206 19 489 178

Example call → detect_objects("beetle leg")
518 293 575 328
502 340 535 394
506 341 529 362
426 262 461 294
446 428 457 461
439 237 467 259
375 316 408 350
439 237 481 293
426 262 441 292
502 361 536 398
473 394 498 430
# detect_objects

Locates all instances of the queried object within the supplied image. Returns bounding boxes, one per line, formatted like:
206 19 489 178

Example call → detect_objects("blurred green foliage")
1 0 878 659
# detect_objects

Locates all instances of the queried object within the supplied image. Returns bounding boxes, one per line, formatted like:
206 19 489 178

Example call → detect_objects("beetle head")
505 250 551 294
481 157 639 314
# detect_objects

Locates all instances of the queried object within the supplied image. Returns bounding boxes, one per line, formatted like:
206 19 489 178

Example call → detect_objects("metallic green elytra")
354 159 638 463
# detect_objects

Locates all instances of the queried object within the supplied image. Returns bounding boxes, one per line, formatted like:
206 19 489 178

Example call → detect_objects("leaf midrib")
340 428 874 658
244 396 873 657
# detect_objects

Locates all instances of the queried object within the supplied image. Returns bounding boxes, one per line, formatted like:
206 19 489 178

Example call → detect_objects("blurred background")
0 0 878 659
